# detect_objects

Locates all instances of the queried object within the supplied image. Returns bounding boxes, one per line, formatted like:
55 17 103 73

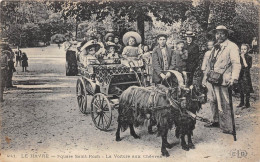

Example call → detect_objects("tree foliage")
47 0 193 41
1 1 73 47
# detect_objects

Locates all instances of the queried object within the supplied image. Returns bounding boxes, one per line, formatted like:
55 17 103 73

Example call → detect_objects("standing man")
204 25 241 134
152 34 175 84
15 46 22 67
63 35 78 76
185 31 200 85
6 47 16 88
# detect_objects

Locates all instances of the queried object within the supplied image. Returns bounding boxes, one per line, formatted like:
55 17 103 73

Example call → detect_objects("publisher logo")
230 149 247 158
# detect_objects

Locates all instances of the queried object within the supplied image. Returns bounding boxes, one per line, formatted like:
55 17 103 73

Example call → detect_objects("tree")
48 0 193 42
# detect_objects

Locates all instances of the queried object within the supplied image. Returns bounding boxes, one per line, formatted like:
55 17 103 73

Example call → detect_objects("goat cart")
76 58 147 131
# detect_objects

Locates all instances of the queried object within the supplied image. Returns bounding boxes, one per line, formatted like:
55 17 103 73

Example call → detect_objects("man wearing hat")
152 34 175 84
185 31 200 86
204 25 241 134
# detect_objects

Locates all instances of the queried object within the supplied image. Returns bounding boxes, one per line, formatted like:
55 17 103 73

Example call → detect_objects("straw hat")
104 33 115 42
208 25 234 35
184 31 196 37
122 31 142 46
81 40 100 52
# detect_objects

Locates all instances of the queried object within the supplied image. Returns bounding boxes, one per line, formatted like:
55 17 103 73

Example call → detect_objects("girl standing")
21 52 28 72
237 44 254 108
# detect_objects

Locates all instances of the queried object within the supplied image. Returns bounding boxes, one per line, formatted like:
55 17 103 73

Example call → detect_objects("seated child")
80 40 101 66
104 42 119 59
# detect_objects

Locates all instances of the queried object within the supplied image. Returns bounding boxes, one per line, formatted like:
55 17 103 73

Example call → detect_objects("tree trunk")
137 14 145 44
75 18 78 39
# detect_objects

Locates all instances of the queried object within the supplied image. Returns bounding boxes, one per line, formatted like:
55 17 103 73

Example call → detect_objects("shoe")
237 103 244 107
223 130 233 134
245 103 250 108
204 122 219 128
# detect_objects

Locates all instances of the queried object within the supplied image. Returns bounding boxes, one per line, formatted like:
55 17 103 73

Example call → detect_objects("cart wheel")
91 93 112 131
76 79 88 114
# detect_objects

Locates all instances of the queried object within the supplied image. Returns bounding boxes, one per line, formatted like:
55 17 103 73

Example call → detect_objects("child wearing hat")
122 32 142 59
104 33 114 46
80 40 101 66
104 42 119 59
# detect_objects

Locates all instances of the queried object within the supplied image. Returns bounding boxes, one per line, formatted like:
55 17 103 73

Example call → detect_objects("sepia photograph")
0 0 259 161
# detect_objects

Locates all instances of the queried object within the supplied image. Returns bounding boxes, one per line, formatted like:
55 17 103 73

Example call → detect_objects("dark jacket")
238 54 253 93
171 49 188 72
21 53 28 67
186 42 200 73
186 42 200 85
152 45 175 83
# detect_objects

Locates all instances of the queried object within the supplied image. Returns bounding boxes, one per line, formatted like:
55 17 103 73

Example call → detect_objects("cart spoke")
98 95 101 106
94 98 101 107
97 115 101 126
101 115 104 129
104 113 110 119
94 113 100 120
102 104 109 111
101 97 104 109
103 114 108 126
93 102 100 112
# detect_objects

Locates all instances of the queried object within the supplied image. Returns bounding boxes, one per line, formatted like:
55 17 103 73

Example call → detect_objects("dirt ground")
0 45 259 162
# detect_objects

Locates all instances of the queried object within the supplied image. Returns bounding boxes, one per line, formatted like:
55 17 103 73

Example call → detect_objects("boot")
245 93 250 108
237 93 244 107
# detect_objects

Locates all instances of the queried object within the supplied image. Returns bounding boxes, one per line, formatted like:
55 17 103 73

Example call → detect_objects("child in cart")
121 31 143 67
104 42 119 59
79 40 101 66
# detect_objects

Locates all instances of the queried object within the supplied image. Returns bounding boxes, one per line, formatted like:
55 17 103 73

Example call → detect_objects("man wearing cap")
152 34 175 84
204 25 241 134
185 31 200 85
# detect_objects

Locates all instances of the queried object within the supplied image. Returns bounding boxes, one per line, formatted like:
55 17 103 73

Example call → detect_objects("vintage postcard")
0 0 259 161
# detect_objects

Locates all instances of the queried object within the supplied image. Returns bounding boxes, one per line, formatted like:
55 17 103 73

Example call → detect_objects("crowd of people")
0 43 28 102
1 25 257 136
62 25 256 135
